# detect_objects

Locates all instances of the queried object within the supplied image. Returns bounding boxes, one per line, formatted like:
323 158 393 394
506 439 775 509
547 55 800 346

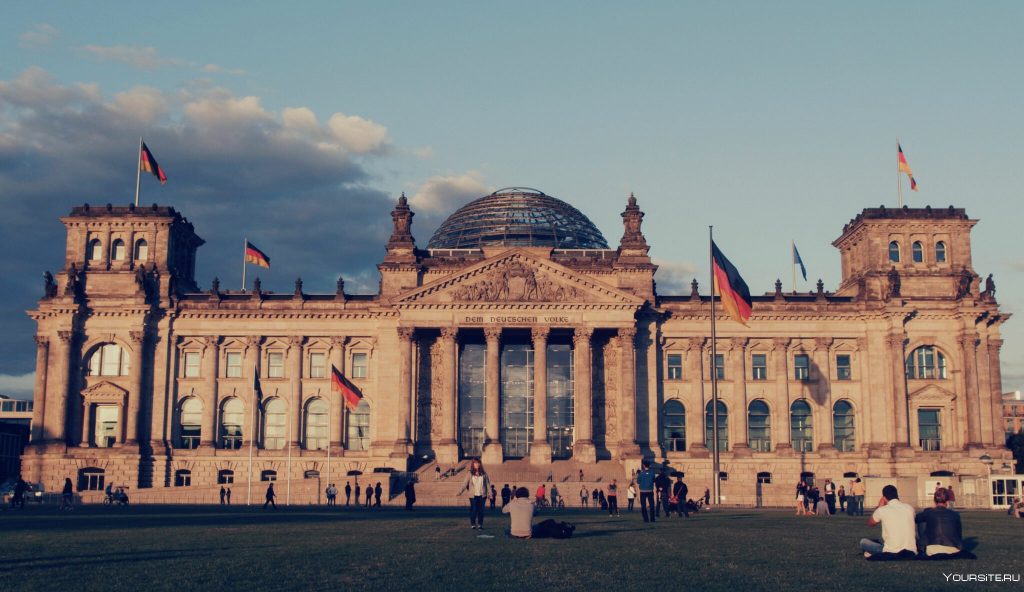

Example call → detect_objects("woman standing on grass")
458 459 491 529
795 480 807 516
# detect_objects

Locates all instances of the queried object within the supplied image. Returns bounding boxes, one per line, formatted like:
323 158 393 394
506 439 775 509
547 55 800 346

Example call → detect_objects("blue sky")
1 1 1022 397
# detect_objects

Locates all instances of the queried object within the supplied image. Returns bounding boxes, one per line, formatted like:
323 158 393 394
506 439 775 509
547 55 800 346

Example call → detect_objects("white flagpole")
134 137 143 207
325 387 331 501
709 226 721 506
286 409 292 506
242 238 247 292
247 367 256 506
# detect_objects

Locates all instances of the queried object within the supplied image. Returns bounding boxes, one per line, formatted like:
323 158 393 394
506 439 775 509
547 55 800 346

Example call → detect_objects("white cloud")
80 44 184 70
409 172 491 214
412 146 434 160
282 107 319 133
113 86 169 123
200 63 246 76
653 258 699 293
19 24 58 49
0 373 35 399
327 112 390 154
182 91 272 128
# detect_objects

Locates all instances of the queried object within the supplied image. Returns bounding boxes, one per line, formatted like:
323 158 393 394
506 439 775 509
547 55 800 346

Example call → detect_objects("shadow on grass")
0 546 271 573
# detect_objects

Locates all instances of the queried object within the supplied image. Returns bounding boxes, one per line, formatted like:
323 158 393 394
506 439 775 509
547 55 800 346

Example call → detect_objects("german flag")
140 142 167 184
245 241 271 268
898 144 919 192
711 241 753 326
332 365 363 410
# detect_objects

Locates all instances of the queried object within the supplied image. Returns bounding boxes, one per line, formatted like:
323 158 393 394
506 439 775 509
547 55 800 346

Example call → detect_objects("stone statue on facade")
956 266 974 299
43 271 57 298
887 266 900 298
982 273 996 302
64 263 79 297
135 264 148 292
336 275 346 300
294 277 304 298
210 277 220 294
690 278 699 300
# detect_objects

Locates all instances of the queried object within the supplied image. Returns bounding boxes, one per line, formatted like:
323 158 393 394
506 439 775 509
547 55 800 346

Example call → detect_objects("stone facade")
21 196 1013 507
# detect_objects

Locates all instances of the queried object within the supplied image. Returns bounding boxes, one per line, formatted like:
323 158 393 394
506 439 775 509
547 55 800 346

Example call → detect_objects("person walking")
637 461 658 522
607 479 620 517
535 483 546 507
851 477 866 516
220 486 227 505
580 486 589 508
824 479 836 515
490 484 497 510
404 478 417 511
263 483 277 509
550 484 559 509
60 477 74 510
655 470 672 519
703 488 710 506
365 483 373 507
627 482 637 512
458 458 491 529
672 475 689 518
345 481 352 506
373 482 383 507
501 483 512 508
11 477 27 509
226 487 232 504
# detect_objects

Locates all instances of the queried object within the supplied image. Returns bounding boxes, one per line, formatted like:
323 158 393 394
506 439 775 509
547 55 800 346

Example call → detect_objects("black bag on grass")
533 519 575 539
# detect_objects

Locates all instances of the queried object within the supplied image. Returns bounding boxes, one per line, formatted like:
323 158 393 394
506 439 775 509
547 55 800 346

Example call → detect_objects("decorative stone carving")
440 327 458 341
44 271 57 298
956 266 974 299
64 263 80 297
57 330 73 344
483 327 502 343
429 339 444 438
531 326 550 344
397 327 415 341
129 330 145 345
572 326 593 345
603 340 619 444
450 261 580 302
336 276 346 301
34 335 49 348
887 267 901 298
81 380 129 404
690 278 699 300
387 193 415 247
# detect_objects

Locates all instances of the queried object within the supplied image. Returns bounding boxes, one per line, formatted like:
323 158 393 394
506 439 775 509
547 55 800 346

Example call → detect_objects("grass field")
0 504 1020 591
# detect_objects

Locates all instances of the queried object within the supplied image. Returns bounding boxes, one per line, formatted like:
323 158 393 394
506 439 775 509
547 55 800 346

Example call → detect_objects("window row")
86 238 149 263
77 467 278 490
888 240 947 264
178 397 370 451
178 351 369 379
665 353 853 382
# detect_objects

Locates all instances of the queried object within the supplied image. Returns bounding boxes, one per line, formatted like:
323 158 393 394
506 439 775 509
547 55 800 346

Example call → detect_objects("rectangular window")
711 354 725 380
918 408 942 451
836 354 851 380
310 352 326 378
794 354 810 381
267 352 284 378
751 354 767 381
226 352 242 378
667 354 683 380
95 405 118 448
352 352 368 379
183 352 201 378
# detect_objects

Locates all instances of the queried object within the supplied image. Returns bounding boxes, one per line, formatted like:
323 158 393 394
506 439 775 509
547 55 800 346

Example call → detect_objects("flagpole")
134 137 143 207
247 376 256 506
325 387 331 503
242 237 247 292
791 240 796 293
709 226 721 507
897 138 904 208
286 406 292 506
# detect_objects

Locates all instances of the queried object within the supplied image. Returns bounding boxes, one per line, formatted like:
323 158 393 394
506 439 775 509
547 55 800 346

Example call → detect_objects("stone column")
201 337 220 448
976 335 995 446
688 337 707 453
572 326 596 463
125 330 145 446
730 337 750 455
436 327 459 464
530 327 552 464
289 336 304 448
959 333 982 447
888 334 910 450
80 398 92 448
245 336 262 447
47 331 73 445
814 338 835 451
481 327 504 464
987 338 1004 447
772 337 792 452
393 327 415 458
330 337 346 450
618 327 641 458
30 336 50 442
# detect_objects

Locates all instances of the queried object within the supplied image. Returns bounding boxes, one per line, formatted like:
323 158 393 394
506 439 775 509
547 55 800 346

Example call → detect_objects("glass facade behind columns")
501 344 534 458
458 343 486 457
547 344 574 459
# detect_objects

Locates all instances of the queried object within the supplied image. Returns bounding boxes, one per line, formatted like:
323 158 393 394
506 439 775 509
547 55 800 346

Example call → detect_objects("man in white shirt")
860 484 917 557
503 487 536 538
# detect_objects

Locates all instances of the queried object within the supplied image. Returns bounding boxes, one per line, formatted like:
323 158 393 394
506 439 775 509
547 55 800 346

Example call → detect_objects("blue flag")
793 243 807 281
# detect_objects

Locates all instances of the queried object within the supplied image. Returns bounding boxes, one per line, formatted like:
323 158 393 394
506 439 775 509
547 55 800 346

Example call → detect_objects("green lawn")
0 504 1020 591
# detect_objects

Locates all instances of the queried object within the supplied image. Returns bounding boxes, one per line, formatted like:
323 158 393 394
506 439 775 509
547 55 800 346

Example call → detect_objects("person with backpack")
636 460 658 523
672 475 689 518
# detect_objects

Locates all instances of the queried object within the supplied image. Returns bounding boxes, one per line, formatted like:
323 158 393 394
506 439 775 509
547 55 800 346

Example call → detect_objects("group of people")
320 481 385 508
860 485 967 559
796 477 875 516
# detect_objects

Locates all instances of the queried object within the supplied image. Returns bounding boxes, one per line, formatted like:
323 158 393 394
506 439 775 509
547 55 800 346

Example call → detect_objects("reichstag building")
21 187 1013 506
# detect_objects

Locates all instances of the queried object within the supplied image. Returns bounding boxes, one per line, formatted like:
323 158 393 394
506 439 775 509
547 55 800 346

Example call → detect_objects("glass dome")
427 187 609 249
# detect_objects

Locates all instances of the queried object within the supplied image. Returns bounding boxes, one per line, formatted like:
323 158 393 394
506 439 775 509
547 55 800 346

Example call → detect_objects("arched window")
347 400 370 451
78 467 105 491
179 397 203 449
748 400 771 452
304 399 329 450
888 241 900 263
935 241 946 263
833 400 855 452
112 239 126 261
261 470 277 482
791 400 813 452
87 238 103 261
704 400 728 452
217 469 234 484
174 469 192 487
87 343 131 376
912 241 923 263
662 400 686 452
220 398 244 449
263 399 286 450
134 239 149 261
906 345 947 379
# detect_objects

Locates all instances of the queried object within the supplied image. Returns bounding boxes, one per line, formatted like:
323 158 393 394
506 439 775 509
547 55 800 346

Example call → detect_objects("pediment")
396 250 645 307
909 383 956 404
81 380 129 403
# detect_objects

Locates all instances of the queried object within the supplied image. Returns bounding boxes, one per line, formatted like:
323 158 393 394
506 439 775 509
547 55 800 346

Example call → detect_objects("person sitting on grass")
860 484 916 558
1011 496 1024 518
916 487 963 557
503 487 536 538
